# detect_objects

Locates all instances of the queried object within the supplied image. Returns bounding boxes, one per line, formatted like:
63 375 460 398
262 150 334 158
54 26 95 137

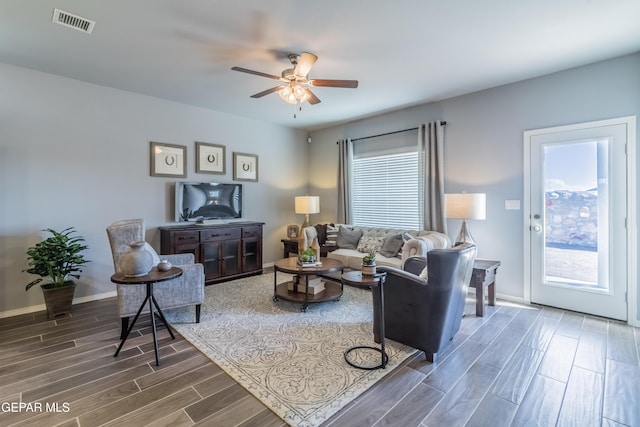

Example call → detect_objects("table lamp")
295 196 320 229
445 193 486 245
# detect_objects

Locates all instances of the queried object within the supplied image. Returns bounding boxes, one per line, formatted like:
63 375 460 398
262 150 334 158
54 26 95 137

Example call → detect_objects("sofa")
298 223 451 269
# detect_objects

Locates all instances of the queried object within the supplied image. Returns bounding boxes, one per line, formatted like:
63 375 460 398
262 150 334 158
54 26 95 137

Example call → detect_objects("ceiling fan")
231 52 358 108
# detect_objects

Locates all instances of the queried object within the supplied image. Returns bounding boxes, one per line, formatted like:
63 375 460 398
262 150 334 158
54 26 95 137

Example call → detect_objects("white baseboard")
0 290 117 319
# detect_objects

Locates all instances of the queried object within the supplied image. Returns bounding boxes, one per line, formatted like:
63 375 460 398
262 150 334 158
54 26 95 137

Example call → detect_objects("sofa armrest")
401 238 428 262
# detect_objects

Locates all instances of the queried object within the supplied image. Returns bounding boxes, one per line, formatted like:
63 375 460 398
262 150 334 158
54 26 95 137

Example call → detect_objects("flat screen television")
175 182 242 222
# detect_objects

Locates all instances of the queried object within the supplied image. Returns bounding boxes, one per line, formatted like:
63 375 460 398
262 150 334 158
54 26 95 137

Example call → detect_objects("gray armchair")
373 243 476 363
106 219 204 338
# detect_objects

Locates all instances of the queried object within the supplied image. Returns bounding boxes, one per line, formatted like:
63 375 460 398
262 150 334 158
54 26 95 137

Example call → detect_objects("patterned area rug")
165 272 417 427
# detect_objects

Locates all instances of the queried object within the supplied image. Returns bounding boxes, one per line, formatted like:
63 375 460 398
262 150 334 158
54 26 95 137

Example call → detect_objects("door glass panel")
543 139 609 292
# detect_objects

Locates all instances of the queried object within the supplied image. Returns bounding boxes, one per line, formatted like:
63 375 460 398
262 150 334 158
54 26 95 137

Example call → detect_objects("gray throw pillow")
379 233 404 258
336 226 363 249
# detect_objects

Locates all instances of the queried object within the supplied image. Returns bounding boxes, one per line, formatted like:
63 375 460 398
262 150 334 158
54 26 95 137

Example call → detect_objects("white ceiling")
1 0 639 130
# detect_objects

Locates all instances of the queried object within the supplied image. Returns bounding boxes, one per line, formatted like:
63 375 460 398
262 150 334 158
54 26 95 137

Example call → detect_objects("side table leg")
148 285 160 366
151 295 175 340
379 275 387 368
114 295 149 357
476 282 485 317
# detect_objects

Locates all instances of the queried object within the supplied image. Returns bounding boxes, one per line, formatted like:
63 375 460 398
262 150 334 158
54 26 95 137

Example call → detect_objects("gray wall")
0 63 308 316
2 53 638 320
309 53 640 319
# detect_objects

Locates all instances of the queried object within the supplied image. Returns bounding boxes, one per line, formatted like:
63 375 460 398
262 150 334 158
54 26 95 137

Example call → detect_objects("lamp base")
455 220 476 246
300 214 311 230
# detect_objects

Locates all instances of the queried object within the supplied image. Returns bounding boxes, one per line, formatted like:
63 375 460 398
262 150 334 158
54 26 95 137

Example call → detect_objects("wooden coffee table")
273 257 343 312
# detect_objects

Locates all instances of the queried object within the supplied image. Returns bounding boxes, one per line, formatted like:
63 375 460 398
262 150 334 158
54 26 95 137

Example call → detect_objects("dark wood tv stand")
160 222 263 285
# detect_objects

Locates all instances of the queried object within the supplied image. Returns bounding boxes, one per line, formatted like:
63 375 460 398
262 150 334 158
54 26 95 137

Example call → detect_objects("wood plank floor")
1 291 639 426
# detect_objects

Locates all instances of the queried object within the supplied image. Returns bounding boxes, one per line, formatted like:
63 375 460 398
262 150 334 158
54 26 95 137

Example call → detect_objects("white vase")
157 260 172 271
120 241 153 277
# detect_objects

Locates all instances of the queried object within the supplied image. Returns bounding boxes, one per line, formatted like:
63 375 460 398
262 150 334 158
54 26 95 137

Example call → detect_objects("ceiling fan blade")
308 79 359 88
231 66 281 80
294 52 318 77
303 88 321 105
250 86 285 98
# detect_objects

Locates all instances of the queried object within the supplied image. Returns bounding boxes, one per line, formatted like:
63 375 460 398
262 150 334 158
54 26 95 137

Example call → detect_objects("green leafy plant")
362 249 376 265
299 248 317 262
23 227 90 291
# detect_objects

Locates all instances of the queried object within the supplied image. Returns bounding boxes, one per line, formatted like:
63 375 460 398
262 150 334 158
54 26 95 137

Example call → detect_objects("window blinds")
351 129 420 229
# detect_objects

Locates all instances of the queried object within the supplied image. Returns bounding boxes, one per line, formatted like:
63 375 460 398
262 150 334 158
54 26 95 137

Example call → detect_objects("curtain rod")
337 121 447 143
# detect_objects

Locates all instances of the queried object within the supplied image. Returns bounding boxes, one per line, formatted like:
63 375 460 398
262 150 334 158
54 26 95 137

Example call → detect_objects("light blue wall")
309 53 640 319
0 63 308 316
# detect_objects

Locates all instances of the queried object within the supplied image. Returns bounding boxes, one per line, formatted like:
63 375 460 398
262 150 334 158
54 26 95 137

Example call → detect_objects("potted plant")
361 249 377 275
23 227 90 319
298 248 317 263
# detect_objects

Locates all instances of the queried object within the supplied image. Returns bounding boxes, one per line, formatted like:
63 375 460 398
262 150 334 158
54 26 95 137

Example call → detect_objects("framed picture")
196 142 225 174
233 152 258 182
150 141 187 178
287 224 300 239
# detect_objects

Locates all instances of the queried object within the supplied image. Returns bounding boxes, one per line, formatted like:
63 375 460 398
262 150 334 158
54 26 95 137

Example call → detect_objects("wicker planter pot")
361 264 376 276
41 282 76 319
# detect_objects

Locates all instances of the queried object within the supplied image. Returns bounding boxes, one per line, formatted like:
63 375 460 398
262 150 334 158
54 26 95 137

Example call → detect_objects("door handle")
533 225 542 232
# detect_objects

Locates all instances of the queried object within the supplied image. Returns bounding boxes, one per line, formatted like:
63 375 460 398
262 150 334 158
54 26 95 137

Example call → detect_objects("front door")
524 117 632 321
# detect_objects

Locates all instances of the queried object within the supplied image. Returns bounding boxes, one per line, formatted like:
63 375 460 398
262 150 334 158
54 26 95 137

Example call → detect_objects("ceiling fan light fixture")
279 84 307 105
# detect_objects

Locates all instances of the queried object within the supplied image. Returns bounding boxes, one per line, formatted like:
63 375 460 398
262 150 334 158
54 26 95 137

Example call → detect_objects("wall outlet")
505 200 521 210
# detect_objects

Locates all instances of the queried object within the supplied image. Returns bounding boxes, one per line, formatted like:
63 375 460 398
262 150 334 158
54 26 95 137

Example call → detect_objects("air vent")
52 8 95 34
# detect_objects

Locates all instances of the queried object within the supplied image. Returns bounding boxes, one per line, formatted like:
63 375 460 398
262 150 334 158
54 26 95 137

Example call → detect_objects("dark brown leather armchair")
373 243 476 363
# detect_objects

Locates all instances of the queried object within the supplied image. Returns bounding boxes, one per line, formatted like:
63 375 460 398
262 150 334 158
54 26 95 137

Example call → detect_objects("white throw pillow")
419 266 429 281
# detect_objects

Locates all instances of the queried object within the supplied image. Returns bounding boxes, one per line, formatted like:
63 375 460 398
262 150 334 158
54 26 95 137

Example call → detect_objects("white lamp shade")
445 193 486 220
295 196 320 214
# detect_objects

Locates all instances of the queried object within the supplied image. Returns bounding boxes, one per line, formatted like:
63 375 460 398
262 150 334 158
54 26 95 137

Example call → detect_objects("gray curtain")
337 138 353 224
419 121 446 233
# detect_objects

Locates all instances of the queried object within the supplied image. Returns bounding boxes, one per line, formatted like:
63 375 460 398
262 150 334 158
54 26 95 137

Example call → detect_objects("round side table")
111 266 182 366
342 271 388 370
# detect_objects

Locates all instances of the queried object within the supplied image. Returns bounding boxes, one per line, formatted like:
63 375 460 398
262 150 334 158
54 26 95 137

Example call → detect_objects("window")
351 130 419 229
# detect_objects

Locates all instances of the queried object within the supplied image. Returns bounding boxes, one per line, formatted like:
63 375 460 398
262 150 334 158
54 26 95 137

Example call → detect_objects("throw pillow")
379 233 404 258
419 266 429 281
336 226 363 249
357 236 384 253
325 224 339 246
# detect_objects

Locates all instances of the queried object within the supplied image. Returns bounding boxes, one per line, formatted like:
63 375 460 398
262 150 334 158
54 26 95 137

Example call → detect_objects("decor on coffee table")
23 227 90 319
165 272 417 427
